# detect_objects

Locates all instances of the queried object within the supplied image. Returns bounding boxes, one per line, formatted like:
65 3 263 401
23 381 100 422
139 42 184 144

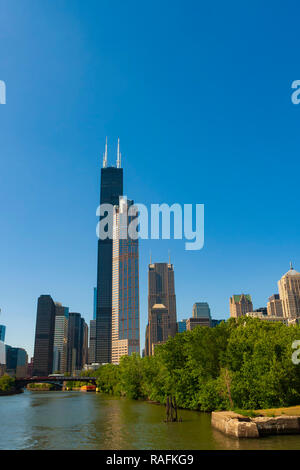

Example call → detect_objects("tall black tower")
95 140 123 363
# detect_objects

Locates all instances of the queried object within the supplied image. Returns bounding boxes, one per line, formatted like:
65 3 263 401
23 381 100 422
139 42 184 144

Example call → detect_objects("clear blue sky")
1 0 300 358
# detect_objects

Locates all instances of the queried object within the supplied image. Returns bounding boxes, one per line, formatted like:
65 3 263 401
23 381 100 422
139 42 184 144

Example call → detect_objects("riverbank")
0 388 23 396
212 407 300 438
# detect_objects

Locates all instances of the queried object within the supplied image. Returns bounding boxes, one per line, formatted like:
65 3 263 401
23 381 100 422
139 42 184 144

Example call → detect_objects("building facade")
111 197 140 364
192 302 211 321
278 264 300 318
177 319 187 333
5 346 28 378
145 262 177 356
95 147 123 364
52 303 69 373
88 319 96 364
0 325 6 342
229 294 253 318
267 294 283 317
33 295 56 376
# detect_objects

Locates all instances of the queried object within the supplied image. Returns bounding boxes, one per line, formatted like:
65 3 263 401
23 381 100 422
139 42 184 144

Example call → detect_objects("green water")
1 390 300 450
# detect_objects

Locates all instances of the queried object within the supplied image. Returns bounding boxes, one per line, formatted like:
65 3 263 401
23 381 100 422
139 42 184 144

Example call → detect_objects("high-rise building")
278 263 300 318
177 319 187 333
81 318 89 367
192 302 212 322
96 139 123 364
229 294 253 318
145 262 177 356
88 319 96 364
52 303 69 373
33 295 56 376
112 197 140 364
67 312 82 373
5 346 28 378
0 325 6 342
267 294 283 317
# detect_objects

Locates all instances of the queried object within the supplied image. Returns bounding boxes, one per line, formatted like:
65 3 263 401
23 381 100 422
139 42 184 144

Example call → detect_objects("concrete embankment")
211 411 300 438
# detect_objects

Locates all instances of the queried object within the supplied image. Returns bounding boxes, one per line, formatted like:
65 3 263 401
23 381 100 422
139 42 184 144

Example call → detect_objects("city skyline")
2 1 300 358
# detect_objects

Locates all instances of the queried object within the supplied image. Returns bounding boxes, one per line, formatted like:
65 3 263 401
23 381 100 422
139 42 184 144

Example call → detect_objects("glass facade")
96 167 123 364
112 198 139 364
0 325 6 342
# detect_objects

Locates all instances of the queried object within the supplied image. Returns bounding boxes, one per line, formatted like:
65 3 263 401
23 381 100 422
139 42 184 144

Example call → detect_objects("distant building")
111 198 140 364
81 318 89 367
192 302 211 321
33 295 56 376
267 294 283 317
88 319 96 364
229 294 253 318
27 357 34 377
245 311 289 325
145 262 177 356
67 312 82 373
186 317 211 330
177 319 187 333
0 325 6 342
278 264 300 318
53 303 69 373
5 346 28 377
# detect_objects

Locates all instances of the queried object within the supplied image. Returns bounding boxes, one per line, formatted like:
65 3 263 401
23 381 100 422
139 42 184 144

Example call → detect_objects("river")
1 390 300 450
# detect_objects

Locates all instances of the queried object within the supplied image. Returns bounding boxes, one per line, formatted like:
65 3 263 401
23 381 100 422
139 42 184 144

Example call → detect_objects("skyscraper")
278 263 300 318
33 295 56 376
0 325 6 342
111 197 140 364
192 302 211 320
67 312 82 373
88 319 96 364
229 294 253 318
96 138 123 364
145 262 177 356
53 303 69 373
5 346 28 378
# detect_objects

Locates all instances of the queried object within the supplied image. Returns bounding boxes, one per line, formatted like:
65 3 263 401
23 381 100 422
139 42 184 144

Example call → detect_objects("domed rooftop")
282 262 300 277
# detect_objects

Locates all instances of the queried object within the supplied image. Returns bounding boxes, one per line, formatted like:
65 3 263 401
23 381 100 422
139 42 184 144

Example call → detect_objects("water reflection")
0 391 300 450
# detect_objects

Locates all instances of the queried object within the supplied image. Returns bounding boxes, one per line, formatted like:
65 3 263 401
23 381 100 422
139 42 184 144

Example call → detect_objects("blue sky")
1 0 300 357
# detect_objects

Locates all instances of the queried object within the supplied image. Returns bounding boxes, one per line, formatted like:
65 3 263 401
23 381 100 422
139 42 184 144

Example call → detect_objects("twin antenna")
103 137 122 169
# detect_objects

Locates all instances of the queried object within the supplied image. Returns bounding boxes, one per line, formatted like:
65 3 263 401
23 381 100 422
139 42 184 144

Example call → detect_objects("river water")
1 390 300 450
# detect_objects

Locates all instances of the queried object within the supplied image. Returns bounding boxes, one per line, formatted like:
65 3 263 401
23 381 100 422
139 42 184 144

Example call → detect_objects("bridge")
15 376 98 389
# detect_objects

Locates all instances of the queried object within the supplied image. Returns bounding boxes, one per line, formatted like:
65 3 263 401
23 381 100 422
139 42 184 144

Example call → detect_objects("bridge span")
15 376 98 388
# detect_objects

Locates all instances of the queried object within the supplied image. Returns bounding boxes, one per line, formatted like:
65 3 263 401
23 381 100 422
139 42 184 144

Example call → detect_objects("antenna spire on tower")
103 137 108 168
117 138 121 168
290 261 293 270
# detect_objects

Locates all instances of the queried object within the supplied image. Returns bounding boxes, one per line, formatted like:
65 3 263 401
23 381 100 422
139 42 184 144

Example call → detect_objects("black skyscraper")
95 142 123 364
33 295 56 376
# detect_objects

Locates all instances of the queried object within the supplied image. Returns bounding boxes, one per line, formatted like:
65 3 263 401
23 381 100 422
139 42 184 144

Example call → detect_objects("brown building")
229 294 253 318
186 317 211 330
145 262 177 356
267 294 283 317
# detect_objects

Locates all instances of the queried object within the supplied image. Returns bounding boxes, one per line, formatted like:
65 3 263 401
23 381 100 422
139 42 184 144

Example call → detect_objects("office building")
278 263 300 318
192 302 211 320
111 197 139 364
67 312 87 373
5 346 28 378
0 325 6 342
177 319 187 333
186 317 211 330
33 295 56 376
145 262 177 356
88 319 96 364
229 294 253 318
52 303 69 373
267 294 283 317
96 139 123 364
